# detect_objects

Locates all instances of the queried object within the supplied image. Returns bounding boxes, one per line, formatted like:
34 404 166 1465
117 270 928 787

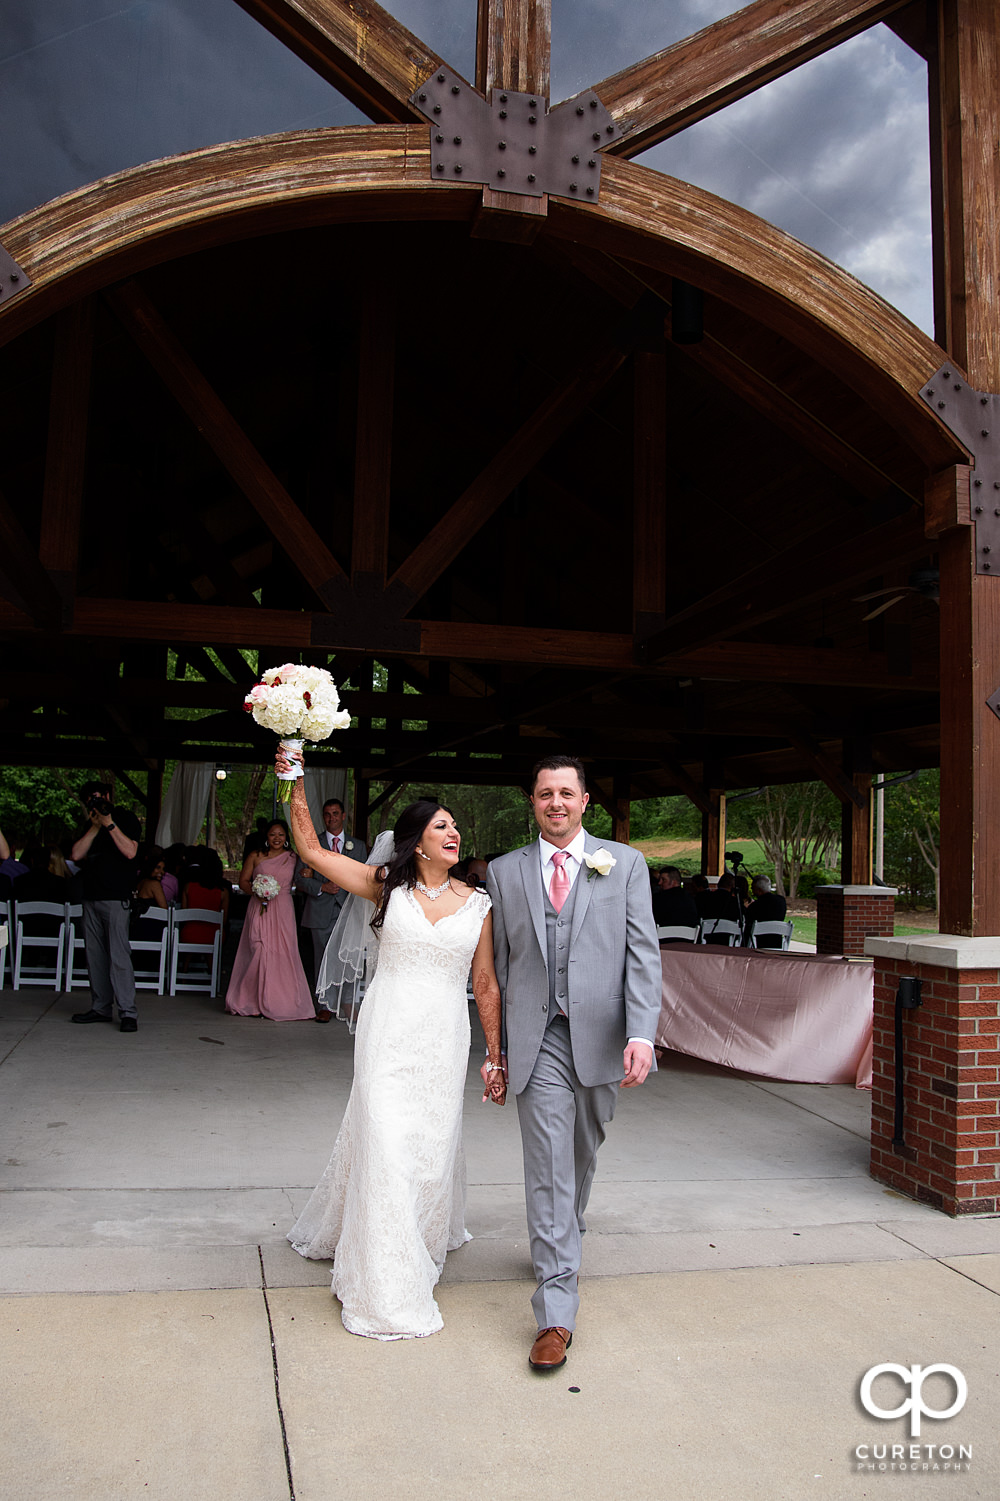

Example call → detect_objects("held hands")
480 1056 508 1107
621 1041 654 1088
275 745 304 778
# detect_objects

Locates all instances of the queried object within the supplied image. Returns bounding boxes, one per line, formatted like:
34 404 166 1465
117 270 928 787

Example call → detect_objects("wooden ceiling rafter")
596 0 916 158
105 280 348 611
40 298 94 619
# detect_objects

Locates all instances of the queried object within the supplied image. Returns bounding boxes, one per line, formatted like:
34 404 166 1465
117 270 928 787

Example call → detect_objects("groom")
485 755 661 1371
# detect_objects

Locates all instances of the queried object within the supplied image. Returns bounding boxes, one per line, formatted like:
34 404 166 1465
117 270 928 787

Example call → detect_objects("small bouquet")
244 663 351 801
252 872 281 913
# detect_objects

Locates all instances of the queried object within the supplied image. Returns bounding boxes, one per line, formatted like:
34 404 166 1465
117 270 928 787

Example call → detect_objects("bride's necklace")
415 877 452 900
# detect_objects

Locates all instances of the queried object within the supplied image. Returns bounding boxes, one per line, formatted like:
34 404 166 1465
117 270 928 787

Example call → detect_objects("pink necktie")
549 851 570 913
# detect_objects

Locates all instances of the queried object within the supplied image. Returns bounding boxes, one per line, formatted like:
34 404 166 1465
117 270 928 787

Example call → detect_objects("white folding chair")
656 923 701 944
129 906 173 992
699 917 742 947
64 903 89 990
749 920 795 951
12 901 69 990
0 900 8 986
169 908 223 997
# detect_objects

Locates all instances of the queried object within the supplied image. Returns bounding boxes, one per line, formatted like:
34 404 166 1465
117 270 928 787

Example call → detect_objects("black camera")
87 794 112 817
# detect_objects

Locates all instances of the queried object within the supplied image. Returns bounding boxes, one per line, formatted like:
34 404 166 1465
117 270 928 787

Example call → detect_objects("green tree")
882 769 939 912
726 782 841 897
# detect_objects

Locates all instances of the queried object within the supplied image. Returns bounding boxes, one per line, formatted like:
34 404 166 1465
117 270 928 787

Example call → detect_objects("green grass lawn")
787 914 934 948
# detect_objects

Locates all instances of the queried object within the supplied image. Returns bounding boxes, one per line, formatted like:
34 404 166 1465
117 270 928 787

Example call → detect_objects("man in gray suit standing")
485 755 661 1371
296 797 368 1022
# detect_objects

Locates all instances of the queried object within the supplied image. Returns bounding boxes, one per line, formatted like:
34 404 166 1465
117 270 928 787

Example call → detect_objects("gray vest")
544 867 582 1019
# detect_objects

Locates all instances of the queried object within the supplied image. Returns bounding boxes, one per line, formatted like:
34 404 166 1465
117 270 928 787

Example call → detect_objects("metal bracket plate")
0 242 30 307
410 67 622 201
987 685 1000 723
920 363 1000 573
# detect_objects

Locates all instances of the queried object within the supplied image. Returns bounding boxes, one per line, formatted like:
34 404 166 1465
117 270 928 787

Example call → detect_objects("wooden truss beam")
388 346 627 607
0 488 64 627
787 732 867 808
633 350 668 637
476 0 550 97
106 281 346 610
597 0 914 158
0 597 936 690
637 512 931 659
233 0 445 123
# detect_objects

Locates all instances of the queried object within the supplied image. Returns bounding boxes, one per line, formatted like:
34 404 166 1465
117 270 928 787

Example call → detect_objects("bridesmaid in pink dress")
226 820 314 1020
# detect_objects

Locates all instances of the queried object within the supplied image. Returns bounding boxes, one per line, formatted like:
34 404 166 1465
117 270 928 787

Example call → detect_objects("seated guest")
11 846 69 934
179 847 230 944
132 848 168 941
690 873 711 915
160 843 186 905
652 866 700 939
743 876 788 949
699 871 743 944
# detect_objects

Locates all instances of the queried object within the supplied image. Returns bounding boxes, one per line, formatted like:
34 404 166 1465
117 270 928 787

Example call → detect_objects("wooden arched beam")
0 125 963 468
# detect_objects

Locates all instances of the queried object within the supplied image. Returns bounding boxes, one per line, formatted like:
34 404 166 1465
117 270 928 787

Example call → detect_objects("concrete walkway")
2 987 997 1499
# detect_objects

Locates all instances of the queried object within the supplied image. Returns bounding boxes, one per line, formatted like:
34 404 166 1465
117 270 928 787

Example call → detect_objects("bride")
280 747 507 1340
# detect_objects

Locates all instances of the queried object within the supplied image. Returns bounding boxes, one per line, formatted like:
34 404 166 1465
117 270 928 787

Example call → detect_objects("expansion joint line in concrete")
258 1245 297 1501
0 994 62 1067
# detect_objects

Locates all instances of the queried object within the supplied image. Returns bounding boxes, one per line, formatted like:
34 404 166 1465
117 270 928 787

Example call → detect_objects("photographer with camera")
70 780 142 1032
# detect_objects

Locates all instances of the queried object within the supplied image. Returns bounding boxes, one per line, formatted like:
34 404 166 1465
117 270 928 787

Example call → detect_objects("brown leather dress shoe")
314 1008 333 1023
529 1326 572 1370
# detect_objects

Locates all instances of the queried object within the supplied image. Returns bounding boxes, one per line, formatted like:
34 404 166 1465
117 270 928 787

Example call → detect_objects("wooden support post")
612 772 631 844
352 772 370 844
351 272 395 590
933 0 1000 934
840 761 873 885
633 351 667 639
473 0 551 235
146 759 165 840
40 298 93 619
701 785 726 878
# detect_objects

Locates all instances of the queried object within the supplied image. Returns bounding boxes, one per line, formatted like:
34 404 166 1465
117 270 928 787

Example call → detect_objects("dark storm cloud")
1 1 932 332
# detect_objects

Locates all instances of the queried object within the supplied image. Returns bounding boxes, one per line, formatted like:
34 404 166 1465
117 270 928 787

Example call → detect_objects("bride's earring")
417 849 431 860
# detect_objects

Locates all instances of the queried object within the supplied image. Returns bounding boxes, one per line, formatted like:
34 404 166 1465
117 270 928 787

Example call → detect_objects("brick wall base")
817 885 896 956
869 942 1000 1216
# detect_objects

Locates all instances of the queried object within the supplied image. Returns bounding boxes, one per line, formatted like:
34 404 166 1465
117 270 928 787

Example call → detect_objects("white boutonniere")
344 841 354 852
584 848 616 881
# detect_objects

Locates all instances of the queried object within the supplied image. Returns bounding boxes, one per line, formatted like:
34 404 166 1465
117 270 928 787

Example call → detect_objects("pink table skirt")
656 946 873 1088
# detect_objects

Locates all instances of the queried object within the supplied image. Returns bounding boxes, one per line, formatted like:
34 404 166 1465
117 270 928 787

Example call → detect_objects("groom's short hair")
530 755 587 793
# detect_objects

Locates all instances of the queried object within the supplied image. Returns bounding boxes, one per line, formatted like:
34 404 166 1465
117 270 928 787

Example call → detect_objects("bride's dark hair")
370 797 455 934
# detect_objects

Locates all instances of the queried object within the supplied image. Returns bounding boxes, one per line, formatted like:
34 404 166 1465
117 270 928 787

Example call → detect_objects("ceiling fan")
854 568 940 622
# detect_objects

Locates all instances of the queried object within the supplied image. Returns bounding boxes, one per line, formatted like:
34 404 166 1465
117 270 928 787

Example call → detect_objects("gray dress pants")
83 900 137 1019
516 1015 618 1332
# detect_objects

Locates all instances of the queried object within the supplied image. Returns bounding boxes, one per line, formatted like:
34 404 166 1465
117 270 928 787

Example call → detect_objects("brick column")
816 885 896 956
866 935 1000 1215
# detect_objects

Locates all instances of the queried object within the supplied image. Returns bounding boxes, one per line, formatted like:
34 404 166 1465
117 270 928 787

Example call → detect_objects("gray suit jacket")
296 834 369 934
486 832 662 1093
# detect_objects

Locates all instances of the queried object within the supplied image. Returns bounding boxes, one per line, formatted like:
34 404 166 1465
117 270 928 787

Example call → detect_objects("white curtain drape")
155 762 213 847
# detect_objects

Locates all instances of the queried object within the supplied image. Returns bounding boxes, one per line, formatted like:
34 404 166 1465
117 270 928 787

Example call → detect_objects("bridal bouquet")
244 664 351 801
251 872 281 912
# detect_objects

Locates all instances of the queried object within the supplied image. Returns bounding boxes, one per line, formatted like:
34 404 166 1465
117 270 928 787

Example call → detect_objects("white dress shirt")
536 832 654 1055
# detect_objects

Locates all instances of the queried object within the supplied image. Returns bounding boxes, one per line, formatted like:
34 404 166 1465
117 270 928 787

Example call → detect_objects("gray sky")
1 0 933 334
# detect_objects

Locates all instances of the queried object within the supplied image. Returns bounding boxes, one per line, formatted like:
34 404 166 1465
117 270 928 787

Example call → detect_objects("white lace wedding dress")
288 884 492 1339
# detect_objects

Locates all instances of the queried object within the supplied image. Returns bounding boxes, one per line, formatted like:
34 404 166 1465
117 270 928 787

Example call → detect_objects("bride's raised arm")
278 746 383 903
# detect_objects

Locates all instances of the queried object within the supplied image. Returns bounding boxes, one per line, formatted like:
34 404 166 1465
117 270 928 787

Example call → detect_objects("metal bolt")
500 93 508 103
983 429 990 437
938 401 946 409
986 562 992 570
569 183 577 191
606 124 614 133
452 86 460 94
453 135 462 144
499 109 507 118
983 397 990 405
529 115 537 124
497 169 506 179
9 272 18 282
586 186 594 195
529 145 536 154
954 382 961 390
433 105 441 114
976 505 984 513
455 163 463 172
529 99 537 108
436 163 444 172
572 155 579 164
975 478 983 486
527 173 535 182
588 158 596 167
593 133 601 141
576 107 584 116
995 508 1000 516
984 546 991 553
590 100 598 109
927 388 934 396
943 370 952 379
438 73 445 82
418 93 426 102
435 133 443 142
995 482 1000 489
498 140 506 149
